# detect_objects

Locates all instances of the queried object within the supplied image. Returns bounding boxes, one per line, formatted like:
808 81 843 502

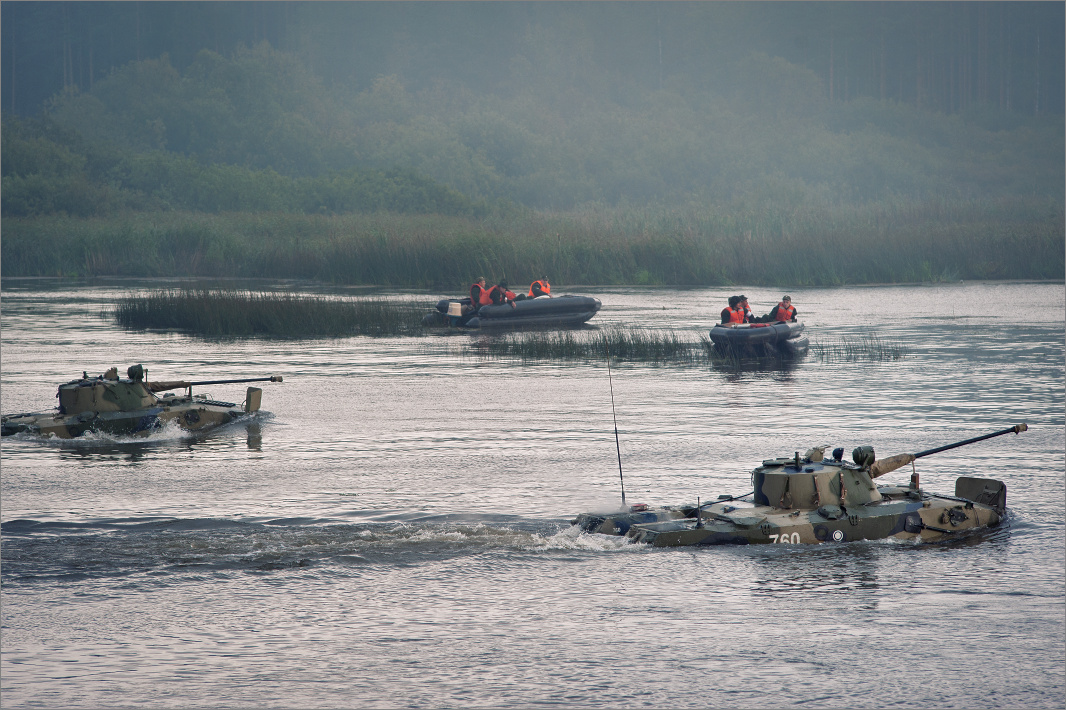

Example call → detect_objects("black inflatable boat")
709 320 808 355
424 295 602 329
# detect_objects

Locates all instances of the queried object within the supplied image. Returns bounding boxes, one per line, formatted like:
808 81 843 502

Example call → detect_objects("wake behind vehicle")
423 295 602 329
1 365 282 439
574 424 1025 547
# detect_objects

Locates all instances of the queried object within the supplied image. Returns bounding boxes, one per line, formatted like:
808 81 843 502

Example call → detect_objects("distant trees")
1 113 486 218
4 2 1062 119
2 13 1062 218
45 46 340 175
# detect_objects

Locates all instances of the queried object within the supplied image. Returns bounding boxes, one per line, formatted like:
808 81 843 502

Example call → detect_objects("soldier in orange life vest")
738 295 754 322
721 295 743 324
488 281 518 308
467 277 491 314
771 295 798 322
528 277 551 298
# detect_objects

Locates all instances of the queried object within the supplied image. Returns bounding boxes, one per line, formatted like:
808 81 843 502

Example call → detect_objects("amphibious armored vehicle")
1 365 282 439
574 424 1025 546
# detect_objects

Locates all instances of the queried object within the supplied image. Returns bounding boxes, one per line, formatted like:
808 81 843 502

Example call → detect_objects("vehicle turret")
751 445 885 511
57 367 157 416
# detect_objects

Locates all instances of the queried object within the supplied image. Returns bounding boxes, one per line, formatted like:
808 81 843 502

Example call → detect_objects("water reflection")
750 544 882 608
712 358 802 382
246 422 263 451
53 438 192 464
18 419 269 464
56 443 155 464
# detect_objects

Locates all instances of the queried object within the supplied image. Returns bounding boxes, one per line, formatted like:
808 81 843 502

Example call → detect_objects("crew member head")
728 295 739 308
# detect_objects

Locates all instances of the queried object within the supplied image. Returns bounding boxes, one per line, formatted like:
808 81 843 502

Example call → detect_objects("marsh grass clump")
112 289 428 338
472 326 747 365
811 333 909 362
471 326 908 366
599 326 702 363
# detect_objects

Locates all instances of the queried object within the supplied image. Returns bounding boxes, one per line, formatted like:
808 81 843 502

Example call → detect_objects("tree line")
2 3 1062 287
2 112 490 219
4 2 1063 119
3 40 1062 218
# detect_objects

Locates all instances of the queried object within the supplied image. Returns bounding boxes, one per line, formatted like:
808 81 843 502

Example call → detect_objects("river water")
2 279 1063 709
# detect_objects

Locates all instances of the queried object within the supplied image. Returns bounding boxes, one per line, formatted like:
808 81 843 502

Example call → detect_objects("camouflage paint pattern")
1 366 273 439
574 442 1010 547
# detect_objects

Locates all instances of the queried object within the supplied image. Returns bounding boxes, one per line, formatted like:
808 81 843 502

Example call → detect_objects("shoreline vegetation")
110 289 908 364
6 199 1064 289
4 26 1062 292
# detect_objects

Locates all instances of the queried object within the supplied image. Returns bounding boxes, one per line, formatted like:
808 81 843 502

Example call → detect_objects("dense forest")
2 2 1063 286
6 2 1063 119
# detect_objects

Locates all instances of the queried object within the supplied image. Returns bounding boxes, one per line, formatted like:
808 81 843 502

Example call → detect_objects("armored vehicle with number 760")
574 424 1026 547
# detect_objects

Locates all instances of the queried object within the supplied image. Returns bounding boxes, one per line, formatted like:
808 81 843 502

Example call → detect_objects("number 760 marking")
768 532 801 544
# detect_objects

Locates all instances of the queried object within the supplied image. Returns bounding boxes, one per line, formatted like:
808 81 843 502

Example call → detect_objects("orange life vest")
528 280 551 298
729 307 746 324
488 285 516 305
470 283 492 307
775 302 796 321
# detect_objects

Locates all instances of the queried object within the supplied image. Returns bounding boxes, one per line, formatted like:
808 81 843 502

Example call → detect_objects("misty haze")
2 1 1062 287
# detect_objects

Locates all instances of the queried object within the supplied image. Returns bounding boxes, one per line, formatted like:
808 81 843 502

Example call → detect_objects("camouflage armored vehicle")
1 365 282 439
574 424 1025 546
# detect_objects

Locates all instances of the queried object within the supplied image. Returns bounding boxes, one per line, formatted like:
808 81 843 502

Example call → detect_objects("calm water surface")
2 280 1064 708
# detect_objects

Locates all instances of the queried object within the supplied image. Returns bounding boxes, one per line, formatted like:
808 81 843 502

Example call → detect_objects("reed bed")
471 326 908 366
111 289 910 364
5 197 1062 287
810 334 909 362
112 289 428 338
470 326 738 366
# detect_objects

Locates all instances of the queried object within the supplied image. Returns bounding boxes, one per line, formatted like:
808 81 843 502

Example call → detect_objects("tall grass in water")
472 326 732 365
810 333 909 362
472 327 908 365
112 289 428 338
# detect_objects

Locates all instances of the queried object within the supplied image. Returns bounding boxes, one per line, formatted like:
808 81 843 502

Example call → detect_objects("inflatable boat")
424 295 602 329
709 320 808 355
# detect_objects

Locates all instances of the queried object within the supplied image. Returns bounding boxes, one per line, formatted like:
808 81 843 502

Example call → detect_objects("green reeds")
111 290 911 364
112 289 428 338
471 327 908 366
470 326 744 366
810 333 909 362
470 327 698 363
5 197 1063 286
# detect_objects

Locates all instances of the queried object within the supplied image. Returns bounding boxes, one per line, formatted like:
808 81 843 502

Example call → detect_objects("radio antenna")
604 335 626 505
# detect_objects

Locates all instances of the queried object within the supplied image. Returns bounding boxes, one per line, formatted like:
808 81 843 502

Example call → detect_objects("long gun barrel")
148 375 283 392
869 423 1027 478
912 423 1028 458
